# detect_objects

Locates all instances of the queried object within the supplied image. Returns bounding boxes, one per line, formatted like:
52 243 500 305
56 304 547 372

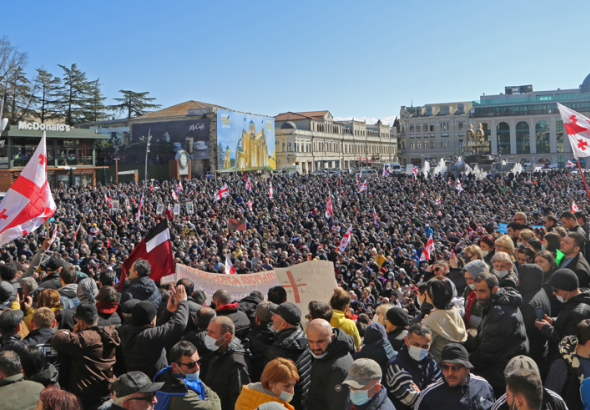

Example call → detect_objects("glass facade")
535 120 550 154
473 100 590 118
516 121 530 154
556 118 565 153
11 138 93 168
497 122 510 154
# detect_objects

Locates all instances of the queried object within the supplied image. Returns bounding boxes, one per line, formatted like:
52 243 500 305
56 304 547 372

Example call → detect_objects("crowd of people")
0 168 590 410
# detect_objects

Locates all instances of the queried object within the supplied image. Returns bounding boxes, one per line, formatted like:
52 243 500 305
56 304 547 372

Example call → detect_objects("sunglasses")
177 359 201 369
441 364 464 372
127 393 155 402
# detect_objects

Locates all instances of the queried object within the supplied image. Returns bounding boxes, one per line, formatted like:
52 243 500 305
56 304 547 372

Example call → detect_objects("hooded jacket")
422 307 467 363
246 321 276 382
265 326 312 410
202 338 252 410
0 373 44 410
29 362 59 387
469 287 529 394
215 302 251 340
153 366 221 410
331 309 362 349
541 290 590 352
353 323 396 375
517 264 551 365
120 276 162 310
344 384 395 410
386 327 408 352
307 327 354 410
58 283 80 309
238 295 261 326
51 324 120 398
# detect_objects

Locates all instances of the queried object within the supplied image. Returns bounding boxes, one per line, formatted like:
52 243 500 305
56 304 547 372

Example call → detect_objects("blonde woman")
494 235 515 258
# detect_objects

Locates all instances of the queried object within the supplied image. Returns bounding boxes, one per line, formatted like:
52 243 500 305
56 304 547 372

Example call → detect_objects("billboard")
216 109 275 171
132 119 210 161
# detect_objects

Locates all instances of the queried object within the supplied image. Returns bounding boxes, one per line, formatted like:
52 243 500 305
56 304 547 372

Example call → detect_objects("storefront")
0 122 109 191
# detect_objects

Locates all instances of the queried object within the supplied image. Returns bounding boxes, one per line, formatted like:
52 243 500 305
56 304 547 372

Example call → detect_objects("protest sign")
498 223 508 233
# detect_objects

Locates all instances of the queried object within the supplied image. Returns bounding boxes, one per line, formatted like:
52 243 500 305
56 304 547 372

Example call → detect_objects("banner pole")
576 159 590 203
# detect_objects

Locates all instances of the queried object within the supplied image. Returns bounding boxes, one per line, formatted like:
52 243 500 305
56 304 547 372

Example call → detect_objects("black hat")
0 281 13 302
550 268 579 292
110 371 164 397
76 303 98 323
0 309 24 332
440 343 473 368
270 302 301 326
46 258 70 271
386 307 409 328
122 299 141 314
132 301 157 326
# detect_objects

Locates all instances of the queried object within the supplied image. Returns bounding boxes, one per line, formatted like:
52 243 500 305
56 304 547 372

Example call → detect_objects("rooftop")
275 111 331 121
134 100 228 120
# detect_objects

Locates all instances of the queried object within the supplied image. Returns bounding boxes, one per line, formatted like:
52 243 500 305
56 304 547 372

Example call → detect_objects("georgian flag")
171 190 178 201
325 196 333 219
269 181 273 199
214 184 229 202
176 181 183 194
118 218 175 290
245 177 252 191
557 103 590 158
74 222 82 239
136 195 144 221
382 165 391 177
435 196 441 205
150 181 154 191
359 180 368 193
373 207 379 226
49 226 59 245
356 176 360 187
456 181 464 193
572 201 580 213
566 160 576 168
413 166 419 175
338 226 353 252
246 200 253 211
0 131 56 245
104 193 108 204
420 234 435 262
108 194 113 208
165 204 173 219
224 255 237 275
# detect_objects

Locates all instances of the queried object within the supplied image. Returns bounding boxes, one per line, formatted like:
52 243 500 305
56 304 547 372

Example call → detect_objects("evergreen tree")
57 63 93 126
6 67 38 124
108 90 161 119
33 68 62 123
84 79 108 123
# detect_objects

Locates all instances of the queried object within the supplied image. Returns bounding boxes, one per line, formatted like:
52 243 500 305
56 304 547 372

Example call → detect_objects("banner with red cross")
557 103 590 158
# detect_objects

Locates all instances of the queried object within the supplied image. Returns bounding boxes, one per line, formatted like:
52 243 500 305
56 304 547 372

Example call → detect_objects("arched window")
516 121 530 154
556 118 565 153
497 122 510 154
535 120 550 154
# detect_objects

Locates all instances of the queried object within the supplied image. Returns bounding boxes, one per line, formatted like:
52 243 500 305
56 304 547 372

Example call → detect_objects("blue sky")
5 0 590 124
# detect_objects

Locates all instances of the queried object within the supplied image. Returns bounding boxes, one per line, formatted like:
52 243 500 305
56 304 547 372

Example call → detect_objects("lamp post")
144 129 152 183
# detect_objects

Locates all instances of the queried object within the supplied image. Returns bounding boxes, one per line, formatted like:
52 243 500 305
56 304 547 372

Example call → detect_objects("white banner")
162 260 337 314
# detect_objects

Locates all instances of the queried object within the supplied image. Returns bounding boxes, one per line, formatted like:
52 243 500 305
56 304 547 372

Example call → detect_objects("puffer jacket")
246 321 276 382
265 326 312 410
235 382 295 410
331 309 362 349
422 307 467 363
469 287 528 395
0 373 44 410
353 323 396 375
215 302 251 340
120 276 162 309
517 264 551 367
202 338 252 410
51 324 120 398
307 327 354 410
344 385 396 410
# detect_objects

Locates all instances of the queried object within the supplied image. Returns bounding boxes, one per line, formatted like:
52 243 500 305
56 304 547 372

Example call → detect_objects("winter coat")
384 344 441 410
448 267 467 296
498 272 518 289
245 321 276 382
202 338 252 410
469 287 529 395
558 253 590 288
353 323 396 375
422 307 467 363
491 388 567 410
29 362 59 387
265 326 312 410
215 302 251 341
0 373 44 410
21 327 61 371
415 374 495 410
541 290 590 355
387 327 408 352
120 276 162 310
153 366 221 410
463 286 483 329
238 295 261 326
331 309 362 349
51 324 120 398
97 302 122 327
517 264 551 367
307 327 354 410
235 383 294 410
344 385 396 410
38 271 61 290
118 300 189 380
58 283 80 309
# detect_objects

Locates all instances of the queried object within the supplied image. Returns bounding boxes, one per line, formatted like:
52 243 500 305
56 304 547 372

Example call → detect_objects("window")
430 141 436 149
516 121 530 154
558 155 565 168
497 122 510 154
556 118 565 153
536 120 550 154
423 123 428 132
426 107 432 116
416 125 421 132
430 123 435 132
441 141 448 149
458 122 463 130
416 143 421 150
282 143 285 152
287 143 291 152
409 125 414 133
442 122 449 132
441 106 449 115
459 140 463 148
457 105 464 114
410 143 415 150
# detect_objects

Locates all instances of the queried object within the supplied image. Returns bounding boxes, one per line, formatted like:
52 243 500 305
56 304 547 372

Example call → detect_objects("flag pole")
576 159 590 203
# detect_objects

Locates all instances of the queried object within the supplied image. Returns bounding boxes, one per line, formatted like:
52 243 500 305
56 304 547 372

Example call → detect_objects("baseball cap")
440 343 473 369
132 301 157 326
0 309 24 332
0 281 13 302
270 302 301 326
343 358 382 388
110 371 164 397
46 258 70 271
256 302 273 323
504 355 540 376
76 303 98 323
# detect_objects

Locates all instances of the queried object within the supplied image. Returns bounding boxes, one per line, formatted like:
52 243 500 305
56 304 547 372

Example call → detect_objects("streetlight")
144 129 152 183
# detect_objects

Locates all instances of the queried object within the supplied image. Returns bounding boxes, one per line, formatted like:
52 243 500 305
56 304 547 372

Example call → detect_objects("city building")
274 111 397 174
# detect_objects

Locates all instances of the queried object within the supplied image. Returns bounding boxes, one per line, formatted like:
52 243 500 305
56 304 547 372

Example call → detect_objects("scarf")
96 302 119 315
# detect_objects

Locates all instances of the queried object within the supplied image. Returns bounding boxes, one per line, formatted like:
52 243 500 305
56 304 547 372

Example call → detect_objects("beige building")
275 111 397 174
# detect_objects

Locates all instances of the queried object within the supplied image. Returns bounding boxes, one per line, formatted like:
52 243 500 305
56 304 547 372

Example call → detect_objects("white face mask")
310 351 328 359
467 283 475 290
408 344 429 361
204 334 223 351
481 250 489 257
556 291 569 303
493 268 510 279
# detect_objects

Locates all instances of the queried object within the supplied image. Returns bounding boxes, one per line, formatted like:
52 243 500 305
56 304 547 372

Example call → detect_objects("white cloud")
334 115 398 126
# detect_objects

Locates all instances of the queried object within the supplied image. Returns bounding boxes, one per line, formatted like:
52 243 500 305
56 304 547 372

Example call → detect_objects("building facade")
274 111 397 174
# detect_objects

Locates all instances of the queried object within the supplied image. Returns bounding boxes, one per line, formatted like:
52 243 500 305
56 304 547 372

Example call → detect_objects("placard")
112 200 120 211
498 223 508 233
156 203 164 215
173 204 180 216
186 202 194 214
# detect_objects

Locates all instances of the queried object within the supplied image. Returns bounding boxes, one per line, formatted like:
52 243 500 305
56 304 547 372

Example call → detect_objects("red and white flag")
104 193 108 204
108 194 113 208
118 218 175 290
338 226 353 252
150 181 154 191
373 207 379 226
214 184 229 202
269 181 273 198
456 181 464 193
171 190 178 201
359 167 363 179
557 103 590 158
325 196 333 219
224 255 237 275
245 177 252 191
0 131 56 245
176 181 183 194
165 204 173 219
413 166 419 175
74 222 82 239
435 196 441 205
420 234 435 262
136 195 144 221
566 160 576 168
382 165 391 177
359 180 368 193
49 226 59 245
572 201 580 213
356 176 360 187
246 201 253 211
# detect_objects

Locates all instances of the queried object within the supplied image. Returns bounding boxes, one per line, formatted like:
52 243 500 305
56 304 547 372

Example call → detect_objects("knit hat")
550 268 579 292
132 301 157 326
464 260 488 277
77 278 98 304
386 307 409 328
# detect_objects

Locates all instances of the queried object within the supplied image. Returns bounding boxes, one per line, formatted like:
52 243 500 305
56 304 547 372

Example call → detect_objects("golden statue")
234 120 270 170
466 124 475 145
223 146 231 168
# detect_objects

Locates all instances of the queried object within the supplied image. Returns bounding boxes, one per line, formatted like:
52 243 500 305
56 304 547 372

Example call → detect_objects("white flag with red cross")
136 195 144 221
214 184 229 202
566 160 576 168
150 181 154 191
359 180 368 193
456 181 464 193
246 200 253 211
176 181 183 194
325 196 333 219
338 226 353 253
0 131 56 246
572 201 580 213
269 181 273 198
382 165 391 177
245 177 252 191
373 207 379 226
224 255 237 275
557 103 590 158
420 234 435 262
171 190 178 201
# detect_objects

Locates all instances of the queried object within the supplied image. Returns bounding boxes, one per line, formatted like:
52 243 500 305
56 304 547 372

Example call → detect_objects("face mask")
349 389 371 406
467 283 475 290
493 269 510 279
347 272 352 277
388 274 393 279
205 334 223 351
279 391 294 403
556 291 568 303
481 250 489 257
352 284 357 289
541 244 546 250
185 370 200 381
310 351 328 359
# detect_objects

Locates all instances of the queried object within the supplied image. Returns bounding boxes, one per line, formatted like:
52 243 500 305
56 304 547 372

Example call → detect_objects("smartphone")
17 287 23 301
535 306 545 321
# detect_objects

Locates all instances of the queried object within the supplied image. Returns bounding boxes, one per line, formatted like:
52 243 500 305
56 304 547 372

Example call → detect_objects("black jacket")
215 303 251 341
387 327 408 352
98 311 122 327
39 272 61 290
120 276 163 310
307 327 354 410
238 295 260 326
470 287 529 395
448 268 467 296
202 338 252 410
118 301 188 380
492 388 567 410
353 323 397 376
29 362 59 388
518 264 551 367
265 326 312 410
245 321 276 382
558 253 590 288
344 384 396 410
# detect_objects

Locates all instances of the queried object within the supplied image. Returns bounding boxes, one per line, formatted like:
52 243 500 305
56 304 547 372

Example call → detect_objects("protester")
557 233 590 288
120 258 162 309
108 371 162 410
343 358 394 410
211 289 251 340
18 345 58 387
246 301 277 382
329 288 362 350
35 387 81 410
353 322 396 375
462 260 487 329
384 307 408 351
0 350 44 410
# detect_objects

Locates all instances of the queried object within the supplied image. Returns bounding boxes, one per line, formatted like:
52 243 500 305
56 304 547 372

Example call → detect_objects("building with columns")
274 111 397 174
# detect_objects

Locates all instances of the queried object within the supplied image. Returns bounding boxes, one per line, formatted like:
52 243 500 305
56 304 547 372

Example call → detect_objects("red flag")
171 190 178 201
165 204 173 219
420 234 435 261
325 196 333 219
108 194 113 208
150 181 154 191
269 181 273 199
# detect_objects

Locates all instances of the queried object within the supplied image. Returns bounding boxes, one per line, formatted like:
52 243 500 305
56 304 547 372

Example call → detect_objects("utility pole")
144 129 151 183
